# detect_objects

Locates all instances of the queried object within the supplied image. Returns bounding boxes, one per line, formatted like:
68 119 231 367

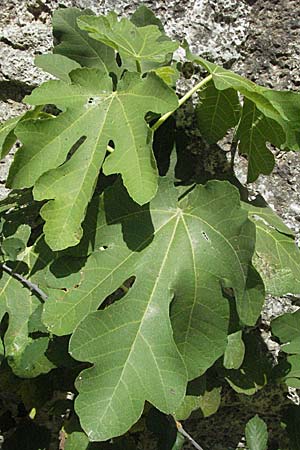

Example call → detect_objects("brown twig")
1 263 48 301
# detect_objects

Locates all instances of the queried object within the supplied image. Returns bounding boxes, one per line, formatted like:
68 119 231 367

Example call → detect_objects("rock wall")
1 1 300 449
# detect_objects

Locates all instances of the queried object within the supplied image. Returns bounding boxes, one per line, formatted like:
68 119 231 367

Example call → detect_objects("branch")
175 420 205 450
1 263 48 301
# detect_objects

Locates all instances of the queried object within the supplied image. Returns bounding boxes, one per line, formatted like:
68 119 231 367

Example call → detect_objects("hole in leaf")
145 110 160 125
116 52 122 67
85 96 100 108
110 72 118 91
99 276 136 310
28 331 49 339
65 136 87 162
201 231 210 241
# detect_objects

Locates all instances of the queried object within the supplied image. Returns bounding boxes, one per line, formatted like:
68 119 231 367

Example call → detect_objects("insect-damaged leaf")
77 12 178 72
42 178 259 440
8 69 178 250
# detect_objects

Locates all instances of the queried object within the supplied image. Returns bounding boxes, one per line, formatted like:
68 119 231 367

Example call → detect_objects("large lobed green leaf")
41 178 263 440
188 50 300 181
7 70 178 250
77 11 178 72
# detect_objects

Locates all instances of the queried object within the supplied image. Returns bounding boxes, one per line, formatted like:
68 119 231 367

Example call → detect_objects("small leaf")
244 201 300 296
153 66 179 86
240 265 265 327
2 224 31 260
130 5 164 31
225 333 271 395
196 80 241 143
236 99 284 182
0 107 43 159
35 54 81 82
0 269 40 361
272 311 300 364
64 432 89 450
171 433 185 450
187 51 300 178
223 331 245 369
174 387 221 420
0 116 19 159
245 415 268 450
285 356 300 387
10 337 55 378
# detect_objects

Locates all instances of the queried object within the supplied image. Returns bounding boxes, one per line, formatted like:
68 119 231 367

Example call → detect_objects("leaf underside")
39 177 261 440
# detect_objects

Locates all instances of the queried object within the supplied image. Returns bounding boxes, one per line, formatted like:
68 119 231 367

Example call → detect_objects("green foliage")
186 48 300 181
243 199 300 295
245 415 268 450
0 4 300 448
223 330 245 370
272 311 300 388
174 387 221 420
77 11 177 72
196 80 241 144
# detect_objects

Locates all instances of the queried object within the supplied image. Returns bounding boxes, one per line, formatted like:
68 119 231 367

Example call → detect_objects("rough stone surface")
1 0 300 449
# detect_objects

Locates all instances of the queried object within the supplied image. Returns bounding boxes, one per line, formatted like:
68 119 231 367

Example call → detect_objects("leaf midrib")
96 213 182 425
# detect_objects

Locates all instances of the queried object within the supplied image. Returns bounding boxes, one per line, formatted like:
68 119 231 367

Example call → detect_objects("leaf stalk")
152 74 213 131
175 420 205 450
